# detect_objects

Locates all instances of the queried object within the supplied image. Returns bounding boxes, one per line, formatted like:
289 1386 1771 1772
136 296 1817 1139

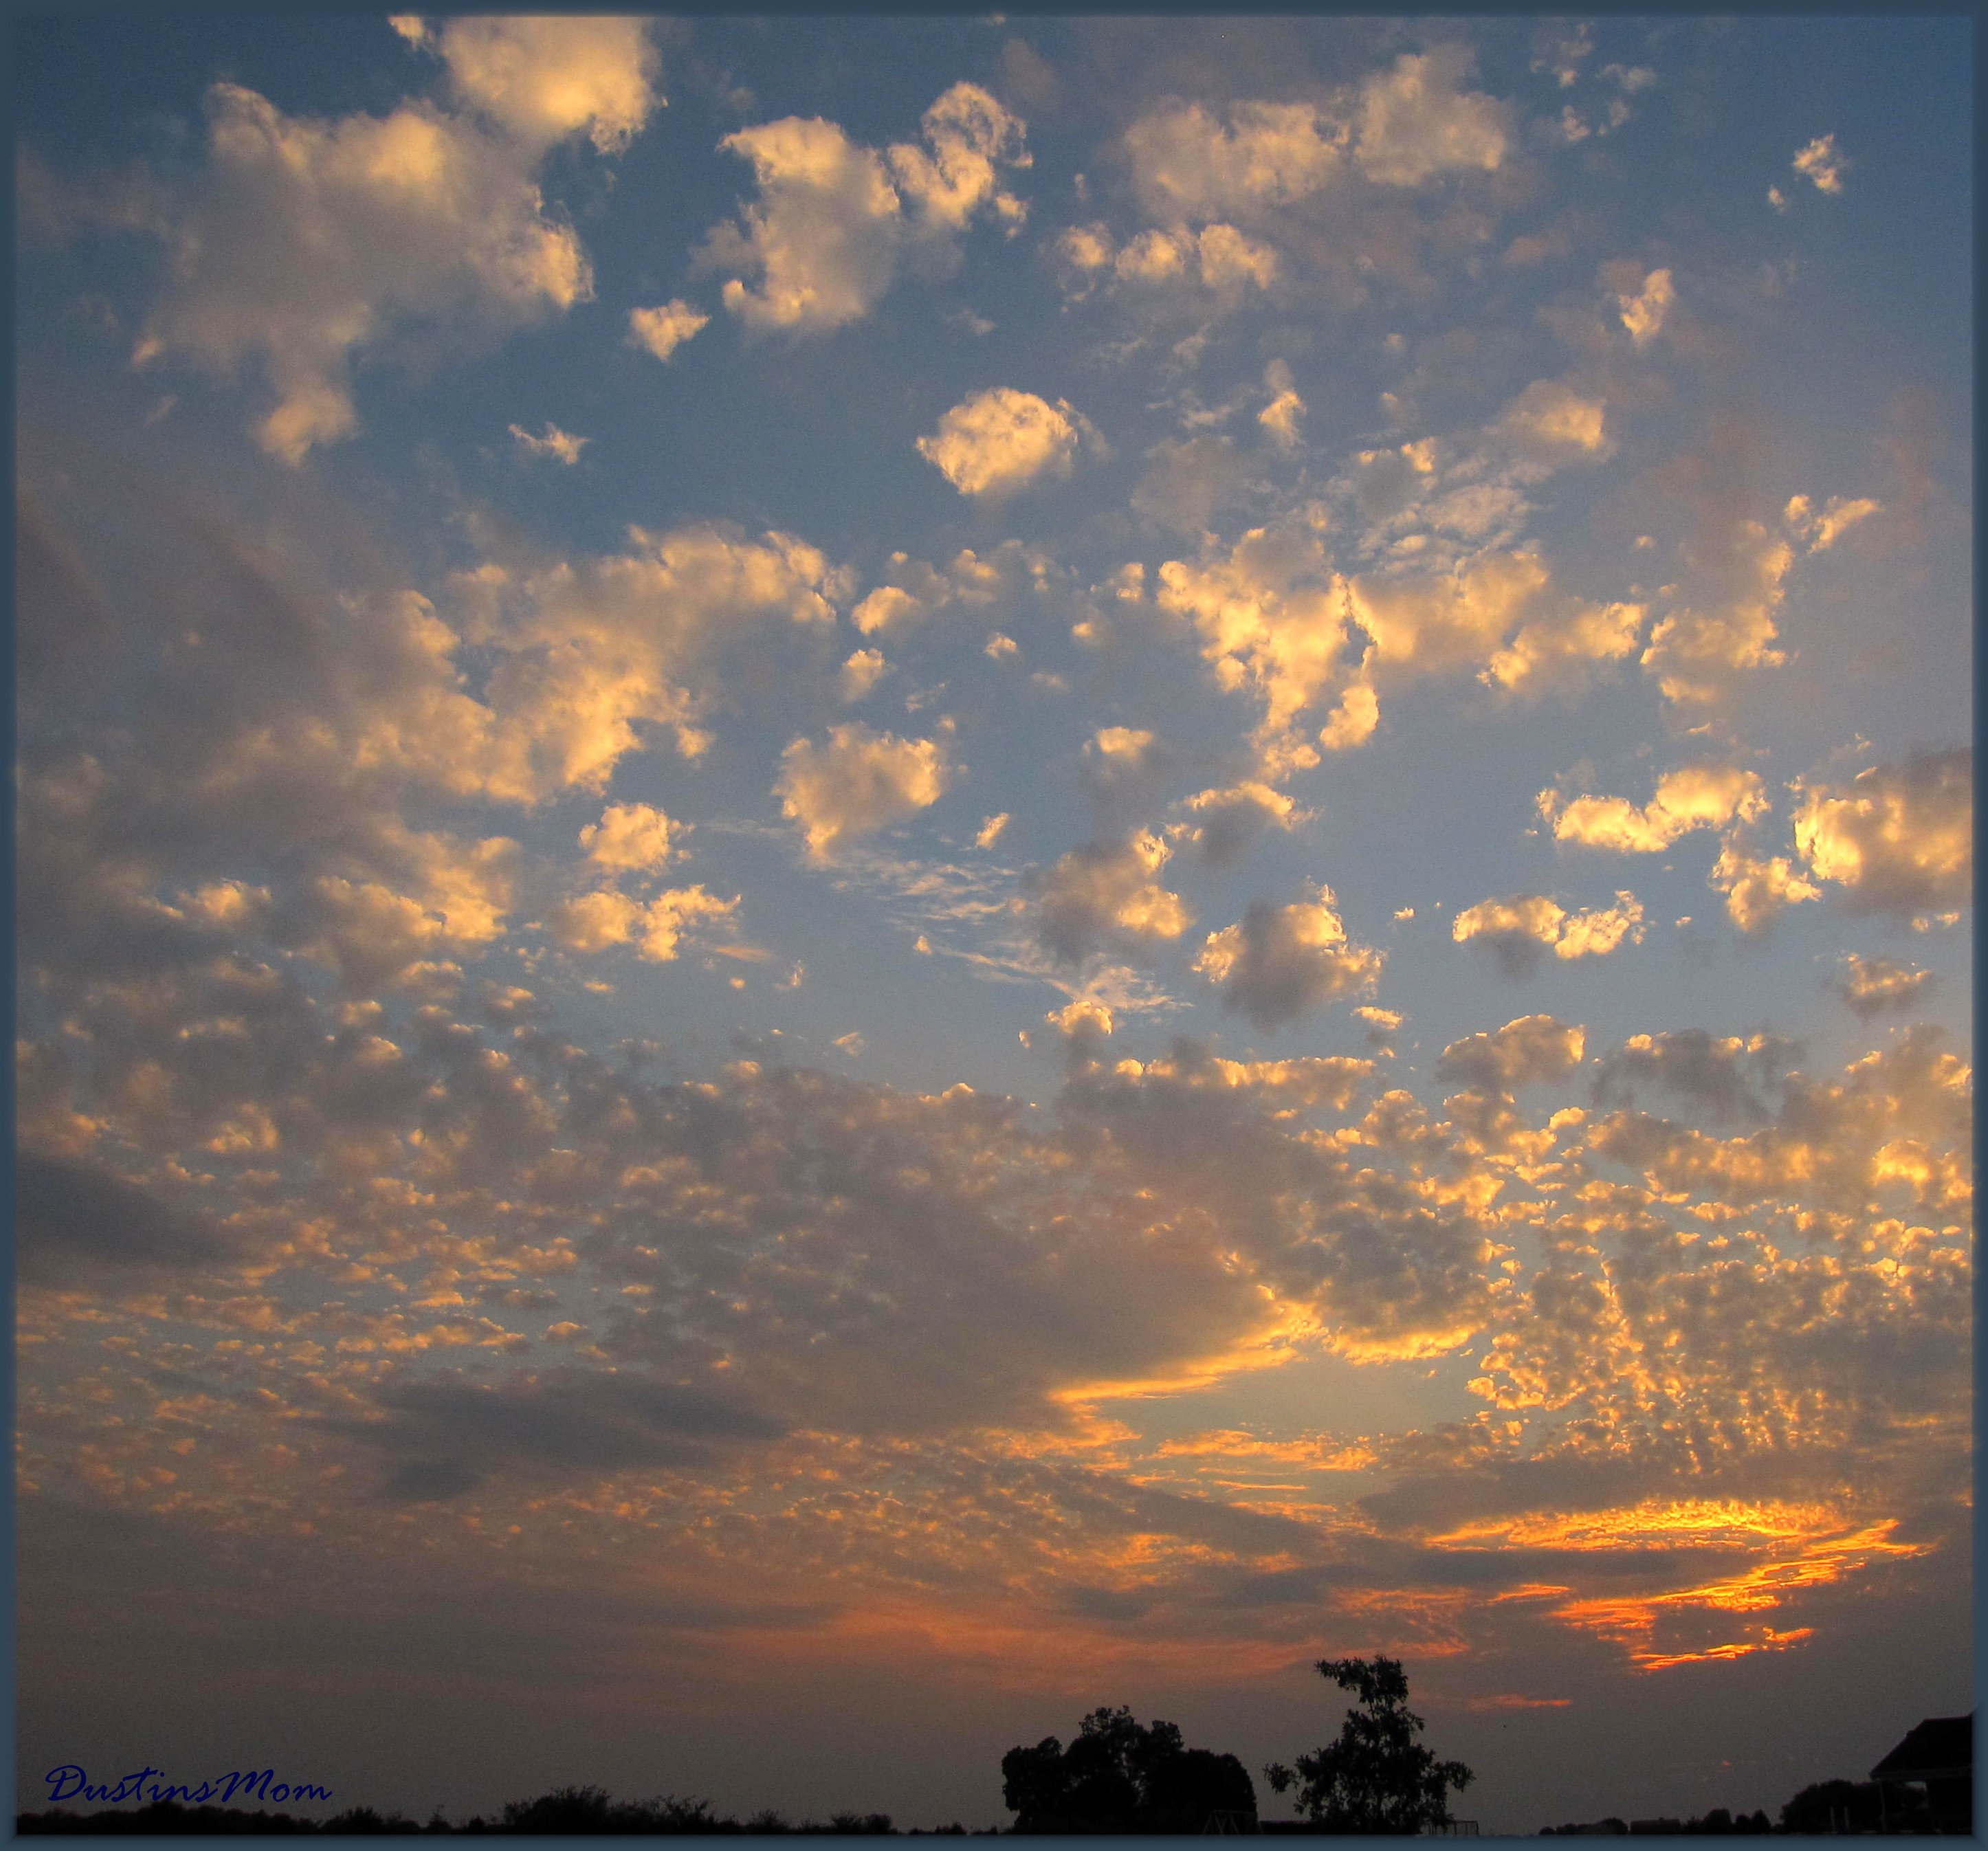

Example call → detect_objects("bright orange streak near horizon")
1545 1520 1926 1670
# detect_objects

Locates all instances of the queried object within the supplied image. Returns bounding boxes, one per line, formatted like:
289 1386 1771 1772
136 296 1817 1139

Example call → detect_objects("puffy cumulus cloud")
1193 886 1382 1030
1582 1026 1971 1230
627 299 709 363
1792 133 1847 195
549 885 738 960
1453 891 1646 977
1832 953 1939 1019
917 388 1087 499
1617 266 1674 348
851 540 1058 636
296 821 519 988
1121 100 1345 225
1160 531 1595 772
1494 379 1615 472
1349 549 1555 680
456 522 844 797
1156 521 1351 760
1829 954 1940 1026
1437 1015 1586 1092
415 15 661 155
1106 52 1503 295
1784 493 1881 554
16 465 861 1007
579 802 683 874
1540 764 1769 854
1028 830 1191 966
1055 222 1280 300
1479 597 1644 700
1318 681 1380 752
1175 781 1312 867
837 647 892 703
1353 49 1508 188
133 82 594 461
775 724 953 863
1639 517 1794 711
702 83 1028 335
1709 841 1822 933
1791 751 1972 919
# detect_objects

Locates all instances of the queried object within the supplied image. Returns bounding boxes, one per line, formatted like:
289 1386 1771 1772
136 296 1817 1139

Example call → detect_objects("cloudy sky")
15 12 1972 1832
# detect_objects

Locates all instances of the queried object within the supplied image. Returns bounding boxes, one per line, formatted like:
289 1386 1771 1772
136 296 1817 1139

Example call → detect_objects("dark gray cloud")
335 1367 789 1500
1591 1028 1800 1125
15 1152 240 1283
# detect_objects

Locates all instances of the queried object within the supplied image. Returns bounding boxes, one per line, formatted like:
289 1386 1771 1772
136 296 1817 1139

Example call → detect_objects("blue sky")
15 12 1973 1830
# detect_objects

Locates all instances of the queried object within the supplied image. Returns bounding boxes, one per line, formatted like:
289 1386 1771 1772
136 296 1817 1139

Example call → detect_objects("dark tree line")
21 1656 1476 1837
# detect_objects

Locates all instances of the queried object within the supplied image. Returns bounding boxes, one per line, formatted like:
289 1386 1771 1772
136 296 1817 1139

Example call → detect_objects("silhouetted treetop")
1263 1655 1473 1835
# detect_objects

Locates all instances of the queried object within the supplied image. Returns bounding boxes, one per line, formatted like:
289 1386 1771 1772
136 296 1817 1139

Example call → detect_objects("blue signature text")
45 1766 332 1808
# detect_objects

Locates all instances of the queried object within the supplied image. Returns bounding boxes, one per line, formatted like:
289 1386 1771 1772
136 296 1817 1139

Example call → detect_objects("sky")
12 11 1974 1833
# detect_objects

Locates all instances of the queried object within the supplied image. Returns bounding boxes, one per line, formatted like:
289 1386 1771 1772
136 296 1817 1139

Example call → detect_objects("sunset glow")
16 12 1970 1834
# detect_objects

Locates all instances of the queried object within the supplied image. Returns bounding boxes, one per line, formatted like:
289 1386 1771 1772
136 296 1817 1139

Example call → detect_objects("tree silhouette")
1002 1706 1257 1833
1263 1656 1473 1835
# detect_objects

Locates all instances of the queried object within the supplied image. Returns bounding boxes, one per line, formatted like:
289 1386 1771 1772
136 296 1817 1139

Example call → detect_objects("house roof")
1870 1714 1974 1784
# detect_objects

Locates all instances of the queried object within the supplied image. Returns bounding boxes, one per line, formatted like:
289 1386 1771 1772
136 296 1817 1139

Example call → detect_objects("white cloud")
1495 379 1614 471
133 83 594 463
775 724 953 863
509 421 588 465
1318 682 1380 752
1792 133 1847 195
1194 222 1280 291
1784 493 1881 553
838 648 892 704
423 16 660 155
579 802 683 874
917 388 1085 499
1639 520 1794 709
551 884 738 960
1709 841 1822 933
1354 49 1508 187
454 523 843 799
1453 890 1646 975
1541 764 1769 854
1617 267 1674 348
1437 1015 1586 1091
975 813 1010 850
1176 782 1310 867
1792 751 1972 919
703 83 1028 335
628 300 710 363
1259 359 1305 450
1122 100 1345 223
1831 955 1939 1019
1479 599 1644 699
1028 830 1191 966
1156 521 1353 758
1194 886 1382 1029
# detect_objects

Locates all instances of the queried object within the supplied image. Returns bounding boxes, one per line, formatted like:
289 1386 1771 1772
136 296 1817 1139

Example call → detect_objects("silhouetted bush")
1002 1705 1256 1833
